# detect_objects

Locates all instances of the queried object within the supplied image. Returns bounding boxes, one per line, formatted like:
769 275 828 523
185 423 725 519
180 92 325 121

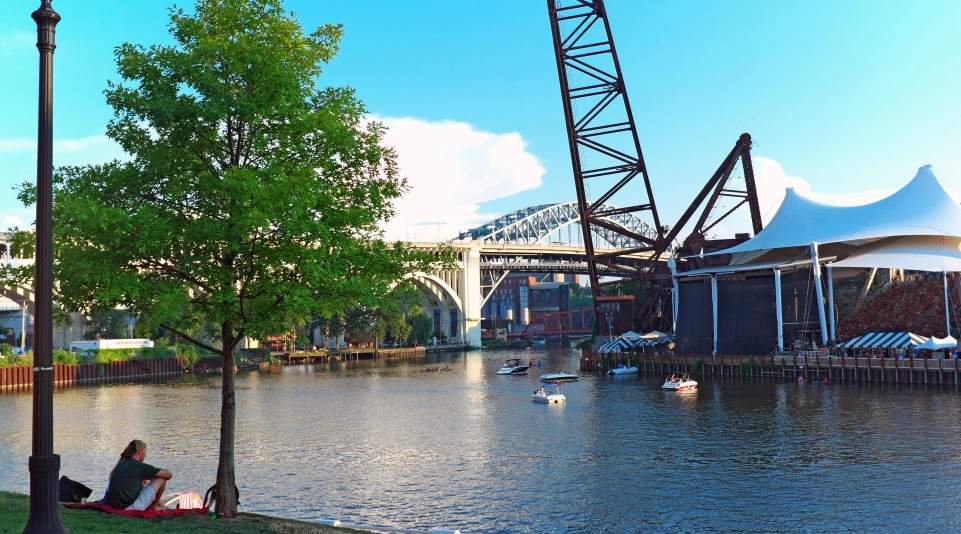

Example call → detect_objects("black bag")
203 483 240 511
58 476 93 503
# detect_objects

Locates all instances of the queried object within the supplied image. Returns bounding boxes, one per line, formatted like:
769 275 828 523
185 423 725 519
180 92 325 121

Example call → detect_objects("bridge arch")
457 201 656 248
407 272 464 343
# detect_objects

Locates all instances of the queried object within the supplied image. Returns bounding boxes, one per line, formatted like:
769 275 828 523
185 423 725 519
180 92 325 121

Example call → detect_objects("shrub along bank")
0 341 207 368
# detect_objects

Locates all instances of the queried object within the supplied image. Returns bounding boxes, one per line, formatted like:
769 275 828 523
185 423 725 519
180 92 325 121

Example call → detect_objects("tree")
83 305 129 340
322 282 423 346
410 313 434 346
342 307 377 346
15 0 436 516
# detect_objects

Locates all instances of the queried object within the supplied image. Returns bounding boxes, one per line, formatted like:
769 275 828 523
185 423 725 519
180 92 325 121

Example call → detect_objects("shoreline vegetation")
0 491 368 533
0 341 210 369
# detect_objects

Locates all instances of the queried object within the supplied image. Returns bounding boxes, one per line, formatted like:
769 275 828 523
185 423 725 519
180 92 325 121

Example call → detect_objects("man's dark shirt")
105 456 161 508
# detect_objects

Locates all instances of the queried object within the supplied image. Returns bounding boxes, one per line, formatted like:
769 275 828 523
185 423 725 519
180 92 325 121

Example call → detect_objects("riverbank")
0 492 367 534
1 344 462 391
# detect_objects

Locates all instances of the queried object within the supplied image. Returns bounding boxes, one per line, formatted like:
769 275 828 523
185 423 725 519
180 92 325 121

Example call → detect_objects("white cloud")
0 134 121 157
0 31 33 56
54 135 114 153
0 121 546 240
706 156 895 239
0 139 34 153
375 116 545 241
0 134 125 232
752 156 894 223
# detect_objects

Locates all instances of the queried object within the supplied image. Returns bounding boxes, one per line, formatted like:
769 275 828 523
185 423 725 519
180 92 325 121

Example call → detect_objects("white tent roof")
708 166 961 257
919 335 957 351
829 236 961 272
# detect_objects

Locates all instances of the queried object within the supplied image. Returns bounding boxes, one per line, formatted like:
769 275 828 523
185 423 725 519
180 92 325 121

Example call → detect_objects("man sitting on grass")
104 439 173 511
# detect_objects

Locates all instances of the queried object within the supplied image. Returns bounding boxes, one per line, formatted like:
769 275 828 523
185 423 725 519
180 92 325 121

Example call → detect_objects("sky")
1 0 960 241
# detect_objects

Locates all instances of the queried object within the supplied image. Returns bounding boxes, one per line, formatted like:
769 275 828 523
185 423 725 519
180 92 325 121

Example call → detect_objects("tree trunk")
215 326 238 516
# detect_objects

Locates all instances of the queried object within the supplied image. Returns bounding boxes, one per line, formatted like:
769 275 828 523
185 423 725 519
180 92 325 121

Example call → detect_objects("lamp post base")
23 454 66 534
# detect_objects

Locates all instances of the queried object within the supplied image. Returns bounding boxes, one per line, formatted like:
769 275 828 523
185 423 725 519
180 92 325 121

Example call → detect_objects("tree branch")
229 329 245 353
226 114 236 166
136 258 213 292
160 323 222 355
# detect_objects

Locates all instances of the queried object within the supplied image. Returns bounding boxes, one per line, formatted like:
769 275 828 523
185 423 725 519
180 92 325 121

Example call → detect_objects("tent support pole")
668 258 679 333
854 267 877 312
944 271 951 337
827 265 835 342
810 242 828 347
774 268 783 352
711 274 718 357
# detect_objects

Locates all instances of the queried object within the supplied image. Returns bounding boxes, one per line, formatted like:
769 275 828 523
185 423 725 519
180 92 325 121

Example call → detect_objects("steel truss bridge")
413 200 664 346
456 200 662 302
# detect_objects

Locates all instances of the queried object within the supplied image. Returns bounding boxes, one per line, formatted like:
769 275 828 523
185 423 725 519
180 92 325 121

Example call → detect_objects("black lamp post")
23 1 65 533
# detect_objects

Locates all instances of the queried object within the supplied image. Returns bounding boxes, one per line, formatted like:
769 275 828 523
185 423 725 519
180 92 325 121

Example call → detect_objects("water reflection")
2 349 961 532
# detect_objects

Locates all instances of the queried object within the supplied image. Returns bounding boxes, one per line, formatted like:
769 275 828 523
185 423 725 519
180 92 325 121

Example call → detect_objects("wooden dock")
284 346 445 365
586 350 961 387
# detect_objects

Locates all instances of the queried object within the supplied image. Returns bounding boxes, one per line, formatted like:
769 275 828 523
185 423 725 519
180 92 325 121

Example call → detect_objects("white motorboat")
662 373 697 391
531 383 565 404
540 371 579 383
497 358 530 375
531 338 547 348
607 363 638 376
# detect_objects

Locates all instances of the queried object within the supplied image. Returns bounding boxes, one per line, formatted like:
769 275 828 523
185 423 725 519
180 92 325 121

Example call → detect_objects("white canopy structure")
918 335 957 351
828 236 961 272
707 166 961 261
673 165 961 354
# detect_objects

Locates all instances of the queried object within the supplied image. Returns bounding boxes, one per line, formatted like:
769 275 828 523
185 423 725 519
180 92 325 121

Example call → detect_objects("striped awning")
598 338 632 353
598 333 675 352
634 334 674 347
840 331 928 349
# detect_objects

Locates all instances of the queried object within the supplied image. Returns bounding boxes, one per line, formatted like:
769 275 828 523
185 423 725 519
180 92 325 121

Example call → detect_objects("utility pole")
23 1 65 532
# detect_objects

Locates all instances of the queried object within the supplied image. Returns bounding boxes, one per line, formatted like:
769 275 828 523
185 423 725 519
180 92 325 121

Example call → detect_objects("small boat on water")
540 371 579 383
531 383 565 404
497 358 530 375
531 337 547 348
662 373 697 391
607 363 638 376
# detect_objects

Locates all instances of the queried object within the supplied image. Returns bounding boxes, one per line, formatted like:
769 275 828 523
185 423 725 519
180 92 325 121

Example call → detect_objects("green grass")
0 491 368 533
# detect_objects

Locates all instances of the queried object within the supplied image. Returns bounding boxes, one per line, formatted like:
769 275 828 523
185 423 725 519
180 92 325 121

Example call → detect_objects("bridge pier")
458 246 482 347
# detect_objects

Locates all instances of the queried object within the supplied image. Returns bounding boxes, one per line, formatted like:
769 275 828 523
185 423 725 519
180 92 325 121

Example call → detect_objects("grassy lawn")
0 492 368 533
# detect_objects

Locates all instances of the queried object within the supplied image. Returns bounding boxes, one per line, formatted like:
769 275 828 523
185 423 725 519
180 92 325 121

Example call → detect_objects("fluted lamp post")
23 1 65 533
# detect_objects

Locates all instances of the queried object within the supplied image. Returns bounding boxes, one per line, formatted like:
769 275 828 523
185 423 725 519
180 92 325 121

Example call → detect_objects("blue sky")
1 0 959 239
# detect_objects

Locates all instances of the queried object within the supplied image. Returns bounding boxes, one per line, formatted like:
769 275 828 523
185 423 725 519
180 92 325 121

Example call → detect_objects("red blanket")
63 501 208 518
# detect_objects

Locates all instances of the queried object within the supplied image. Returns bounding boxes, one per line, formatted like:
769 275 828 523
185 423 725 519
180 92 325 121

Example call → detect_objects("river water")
2 348 961 533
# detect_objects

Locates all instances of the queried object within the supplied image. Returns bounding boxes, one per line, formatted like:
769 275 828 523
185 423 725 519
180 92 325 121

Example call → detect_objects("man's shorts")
125 483 157 511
